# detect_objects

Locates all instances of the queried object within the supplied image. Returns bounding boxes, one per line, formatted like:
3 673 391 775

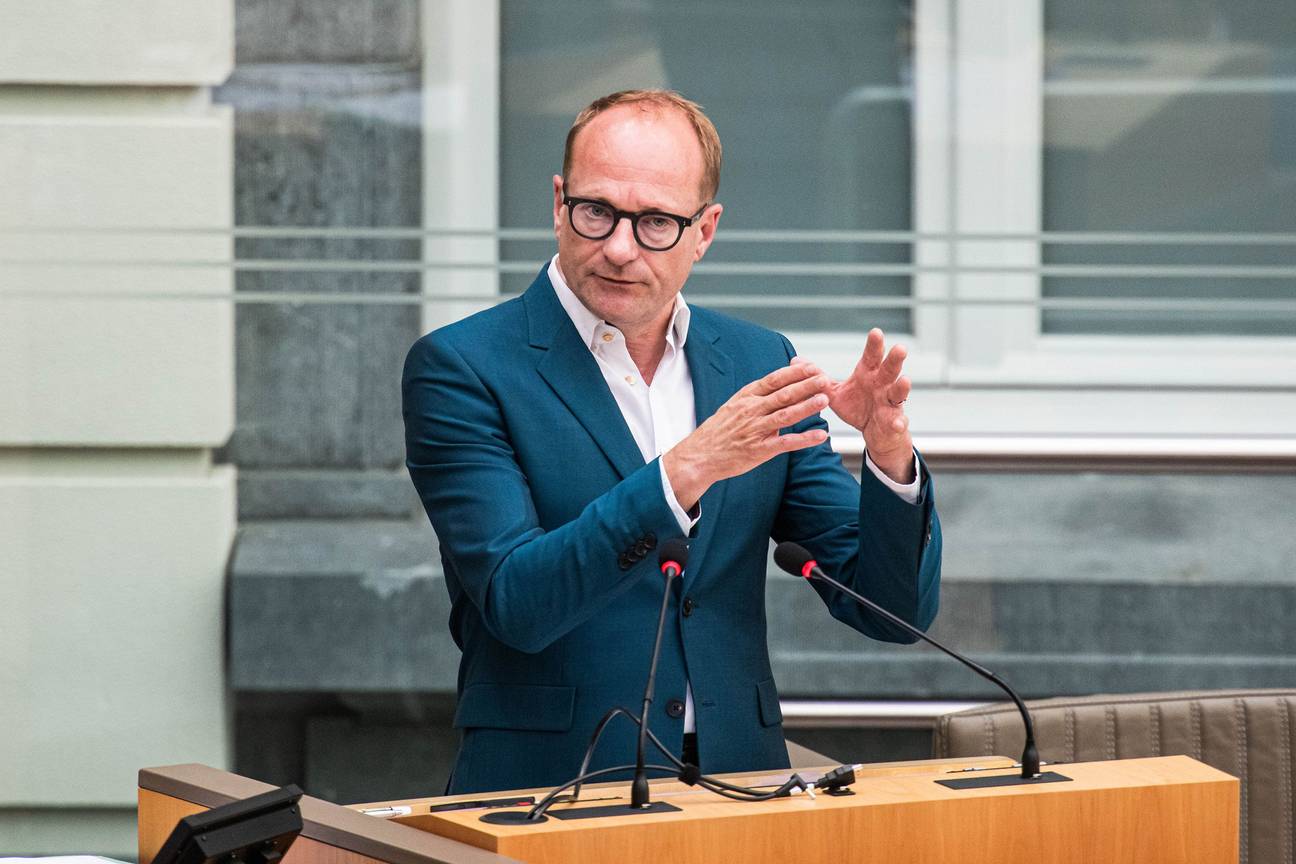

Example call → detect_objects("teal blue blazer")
402 266 942 794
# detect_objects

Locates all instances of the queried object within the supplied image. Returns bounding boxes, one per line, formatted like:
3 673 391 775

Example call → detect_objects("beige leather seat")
934 689 1296 864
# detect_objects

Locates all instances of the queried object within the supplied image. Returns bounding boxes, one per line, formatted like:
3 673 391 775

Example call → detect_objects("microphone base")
936 770 1071 790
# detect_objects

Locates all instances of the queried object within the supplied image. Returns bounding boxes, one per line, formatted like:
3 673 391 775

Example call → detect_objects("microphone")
631 538 690 809
774 542 1048 783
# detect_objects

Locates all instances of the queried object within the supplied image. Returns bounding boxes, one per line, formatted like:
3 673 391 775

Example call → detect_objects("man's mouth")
596 274 636 285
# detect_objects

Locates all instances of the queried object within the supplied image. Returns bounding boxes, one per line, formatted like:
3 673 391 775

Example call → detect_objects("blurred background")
2 0 1294 856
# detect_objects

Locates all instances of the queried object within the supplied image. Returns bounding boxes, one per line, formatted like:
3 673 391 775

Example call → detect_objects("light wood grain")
138 788 206 864
371 756 1237 864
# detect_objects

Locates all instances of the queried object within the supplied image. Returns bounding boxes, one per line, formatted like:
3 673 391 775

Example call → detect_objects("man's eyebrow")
572 194 688 215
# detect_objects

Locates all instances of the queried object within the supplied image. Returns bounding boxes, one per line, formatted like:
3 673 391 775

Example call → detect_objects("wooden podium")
140 755 1238 864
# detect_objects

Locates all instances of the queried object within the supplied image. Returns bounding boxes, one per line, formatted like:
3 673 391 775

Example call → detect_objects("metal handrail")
779 700 986 729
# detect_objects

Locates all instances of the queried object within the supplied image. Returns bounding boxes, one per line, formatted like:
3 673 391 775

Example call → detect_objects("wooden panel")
376 756 1237 864
139 789 206 863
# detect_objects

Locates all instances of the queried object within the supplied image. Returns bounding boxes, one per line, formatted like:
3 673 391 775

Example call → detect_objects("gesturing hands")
662 328 916 510
663 362 832 511
818 327 915 484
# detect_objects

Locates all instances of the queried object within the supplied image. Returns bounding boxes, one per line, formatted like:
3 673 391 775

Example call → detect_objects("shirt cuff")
659 458 701 533
864 448 921 505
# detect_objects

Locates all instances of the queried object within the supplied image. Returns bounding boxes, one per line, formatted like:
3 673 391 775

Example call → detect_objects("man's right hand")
663 361 832 511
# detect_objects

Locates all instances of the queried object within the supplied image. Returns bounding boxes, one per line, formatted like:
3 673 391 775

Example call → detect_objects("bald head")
562 89 722 201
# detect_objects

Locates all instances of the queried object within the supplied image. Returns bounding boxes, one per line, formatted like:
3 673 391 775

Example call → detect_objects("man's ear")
693 202 723 262
552 175 565 236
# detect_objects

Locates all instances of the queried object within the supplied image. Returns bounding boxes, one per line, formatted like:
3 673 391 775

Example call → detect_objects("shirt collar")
548 254 691 353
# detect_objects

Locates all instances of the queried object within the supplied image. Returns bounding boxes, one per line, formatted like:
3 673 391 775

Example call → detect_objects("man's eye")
585 204 610 218
644 216 672 230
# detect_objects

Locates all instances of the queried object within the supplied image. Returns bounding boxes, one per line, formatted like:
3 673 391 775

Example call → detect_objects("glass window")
1041 0 1296 336
499 0 917 334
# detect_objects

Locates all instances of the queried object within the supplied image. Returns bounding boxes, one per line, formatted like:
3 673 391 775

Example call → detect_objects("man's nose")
602 215 640 265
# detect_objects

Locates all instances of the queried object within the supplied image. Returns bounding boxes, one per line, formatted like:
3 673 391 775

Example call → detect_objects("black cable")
559 706 684 804
544 707 811 813
528 764 678 821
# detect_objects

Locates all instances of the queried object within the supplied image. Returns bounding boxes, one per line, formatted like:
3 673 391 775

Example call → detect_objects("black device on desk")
153 783 303 864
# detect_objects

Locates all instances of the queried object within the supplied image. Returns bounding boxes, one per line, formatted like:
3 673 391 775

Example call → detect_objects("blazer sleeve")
402 333 685 654
769 337 942 643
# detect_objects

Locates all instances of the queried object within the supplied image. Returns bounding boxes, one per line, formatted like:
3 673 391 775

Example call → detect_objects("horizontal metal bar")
4 288 1296 314
1045 75 1296 97
1 226 1295 245
836 435 1296 472
4 259 1296 281
779 700 986 729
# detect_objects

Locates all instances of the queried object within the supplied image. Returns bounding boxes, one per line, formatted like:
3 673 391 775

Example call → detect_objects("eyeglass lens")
570 201 682 250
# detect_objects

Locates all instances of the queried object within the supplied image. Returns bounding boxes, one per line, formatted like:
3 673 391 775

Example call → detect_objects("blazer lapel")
679 314 736 591
525 270 645 480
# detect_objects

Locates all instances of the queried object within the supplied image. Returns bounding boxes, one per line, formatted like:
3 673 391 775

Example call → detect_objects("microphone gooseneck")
774 541 1041 780
631 538 690 809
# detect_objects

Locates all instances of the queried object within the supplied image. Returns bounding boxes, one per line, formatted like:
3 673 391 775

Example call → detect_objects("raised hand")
822 328 915 483
663 362 832 511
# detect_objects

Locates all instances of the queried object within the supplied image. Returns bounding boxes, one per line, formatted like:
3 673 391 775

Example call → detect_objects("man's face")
552 103 722 338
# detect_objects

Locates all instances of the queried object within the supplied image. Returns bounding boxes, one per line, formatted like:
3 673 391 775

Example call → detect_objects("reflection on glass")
1042 0 1296 335
500 0 917 333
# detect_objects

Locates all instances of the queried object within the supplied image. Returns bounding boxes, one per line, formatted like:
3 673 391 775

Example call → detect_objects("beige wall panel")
0 110 232 228
0 1 233 85
0 291 233 446
0 465 235 807
0 110 234 446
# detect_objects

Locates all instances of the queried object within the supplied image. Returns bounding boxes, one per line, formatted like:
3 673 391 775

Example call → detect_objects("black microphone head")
658 537 690 573
774 541 814 577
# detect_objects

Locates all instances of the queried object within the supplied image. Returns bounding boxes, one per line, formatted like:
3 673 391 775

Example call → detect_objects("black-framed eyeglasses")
562 195 709 252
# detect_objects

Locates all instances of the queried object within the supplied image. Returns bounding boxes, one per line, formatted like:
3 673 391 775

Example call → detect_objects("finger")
877 343 908 386
884 376 912 406
771 428 830 454
746 361 821 397
768 392 830 430
764 373 832 410
860 328 885 372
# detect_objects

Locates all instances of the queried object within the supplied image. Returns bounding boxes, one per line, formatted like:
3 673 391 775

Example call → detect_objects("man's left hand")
809 327 915 484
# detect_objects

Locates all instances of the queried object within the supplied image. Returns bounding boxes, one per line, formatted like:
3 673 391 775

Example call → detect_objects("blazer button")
665 698 685 719
682 597 695 617
643 533 657 550
618 553 632 571
633 540 648 556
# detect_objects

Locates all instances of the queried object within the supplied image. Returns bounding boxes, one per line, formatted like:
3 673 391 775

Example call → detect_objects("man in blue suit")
403 90 941 794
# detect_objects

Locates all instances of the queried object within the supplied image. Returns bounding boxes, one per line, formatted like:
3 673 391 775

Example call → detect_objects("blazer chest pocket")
453 682 576 732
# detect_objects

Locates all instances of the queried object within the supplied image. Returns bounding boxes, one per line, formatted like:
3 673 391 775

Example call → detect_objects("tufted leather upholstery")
934 690 1296 864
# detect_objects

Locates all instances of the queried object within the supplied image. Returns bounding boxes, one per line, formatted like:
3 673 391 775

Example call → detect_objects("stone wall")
0 3 235 856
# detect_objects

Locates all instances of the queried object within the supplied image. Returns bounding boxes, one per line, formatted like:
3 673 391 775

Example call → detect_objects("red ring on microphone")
800 559 816 580
660 560 683 575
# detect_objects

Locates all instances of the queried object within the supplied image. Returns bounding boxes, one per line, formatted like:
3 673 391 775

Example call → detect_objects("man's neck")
623 326 669 386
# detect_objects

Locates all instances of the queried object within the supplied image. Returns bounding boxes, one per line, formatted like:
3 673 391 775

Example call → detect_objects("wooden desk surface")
349 755 1238 864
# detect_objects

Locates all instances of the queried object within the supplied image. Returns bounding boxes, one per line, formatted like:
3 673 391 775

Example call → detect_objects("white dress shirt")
547 255 920 733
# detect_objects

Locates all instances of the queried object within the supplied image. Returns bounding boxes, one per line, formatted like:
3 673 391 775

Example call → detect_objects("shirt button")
624 375 635 386
666 699 685 719
682 597 695 617
601 332 614 342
